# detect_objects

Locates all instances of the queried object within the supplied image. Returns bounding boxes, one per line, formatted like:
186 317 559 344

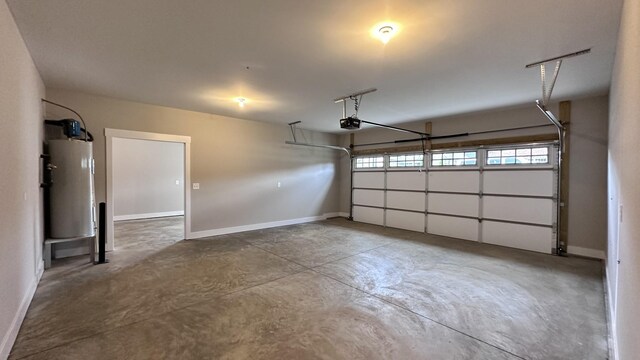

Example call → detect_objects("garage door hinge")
478 217 483 223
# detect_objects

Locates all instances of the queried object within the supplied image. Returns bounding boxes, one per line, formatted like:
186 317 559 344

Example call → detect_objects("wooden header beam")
352 133 558 156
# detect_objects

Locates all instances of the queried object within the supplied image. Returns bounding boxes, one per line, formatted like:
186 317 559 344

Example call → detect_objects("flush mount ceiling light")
371 22 399 44
234 97 247 108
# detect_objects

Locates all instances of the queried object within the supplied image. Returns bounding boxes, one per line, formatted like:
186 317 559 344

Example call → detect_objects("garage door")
480 146 556 253
351 144 558 254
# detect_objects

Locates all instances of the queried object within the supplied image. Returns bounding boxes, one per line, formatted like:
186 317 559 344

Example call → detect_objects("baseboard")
188 213 337 239
605 262 618 360
567 246 606 259
338 212 350 218
114 210 184 221
0 261 44 359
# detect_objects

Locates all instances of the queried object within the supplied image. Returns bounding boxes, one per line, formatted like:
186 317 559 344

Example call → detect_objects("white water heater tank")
49 139 96 238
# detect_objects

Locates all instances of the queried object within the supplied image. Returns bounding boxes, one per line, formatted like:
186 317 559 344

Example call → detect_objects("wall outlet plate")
192 183 200 190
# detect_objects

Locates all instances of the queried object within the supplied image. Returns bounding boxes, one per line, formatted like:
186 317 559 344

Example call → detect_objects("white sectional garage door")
351 144 558 254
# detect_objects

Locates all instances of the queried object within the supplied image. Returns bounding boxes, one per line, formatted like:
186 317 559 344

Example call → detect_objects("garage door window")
486 146 549 165
355 156 384 169
389 154 424 168
431 151 477 167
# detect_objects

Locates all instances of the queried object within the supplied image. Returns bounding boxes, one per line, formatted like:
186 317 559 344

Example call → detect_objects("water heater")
48 139 96 238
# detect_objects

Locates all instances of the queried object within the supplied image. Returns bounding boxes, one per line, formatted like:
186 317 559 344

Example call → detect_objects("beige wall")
44 89 341 235
113 138 184 219
608 0 640 358
339 95 609 255
0 0 46 357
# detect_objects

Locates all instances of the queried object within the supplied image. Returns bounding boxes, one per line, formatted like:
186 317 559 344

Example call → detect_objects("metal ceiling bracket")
333 88 378 103
526 48 591 110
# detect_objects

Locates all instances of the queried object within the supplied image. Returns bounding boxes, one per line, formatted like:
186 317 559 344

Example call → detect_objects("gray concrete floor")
10 217 608 359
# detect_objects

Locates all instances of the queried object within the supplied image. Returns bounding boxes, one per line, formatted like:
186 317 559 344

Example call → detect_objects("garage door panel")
427 214 478 241
353 206 384 226
387 210 425 232
353 172 384 189
428 171 479 193
387 171 425 190
482 221 553 253
353 189 384 207
387 191 425 212
483 170 553 197
428 193 479 217
483 196 554 225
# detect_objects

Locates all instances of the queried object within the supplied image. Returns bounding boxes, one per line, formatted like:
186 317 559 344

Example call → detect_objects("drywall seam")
0 261 43 360
114 211 184 222
188 213 339 239
567 246 606 259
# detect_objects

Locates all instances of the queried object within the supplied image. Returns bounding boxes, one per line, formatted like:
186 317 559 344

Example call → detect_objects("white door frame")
105 128 192 251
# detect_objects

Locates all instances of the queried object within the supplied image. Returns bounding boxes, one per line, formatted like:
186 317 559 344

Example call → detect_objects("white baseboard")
114 210 184 221
0 261 44 359
605 262 618 360
338 212 350 218
567 246 606 259
188 213 337 239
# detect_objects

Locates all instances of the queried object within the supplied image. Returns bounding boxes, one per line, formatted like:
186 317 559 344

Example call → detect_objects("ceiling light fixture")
234 97 247 108
371 22 399 44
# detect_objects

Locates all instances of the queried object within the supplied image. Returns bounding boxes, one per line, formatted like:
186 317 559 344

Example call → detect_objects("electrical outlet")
277 181 281 188
175 180 180 185
192 183 200 190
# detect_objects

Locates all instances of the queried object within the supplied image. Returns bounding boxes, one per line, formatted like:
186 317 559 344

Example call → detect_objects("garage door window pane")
355 156 384 169
532 147 548 155
486 146 550 166
389 154 424 168
431 151 477 167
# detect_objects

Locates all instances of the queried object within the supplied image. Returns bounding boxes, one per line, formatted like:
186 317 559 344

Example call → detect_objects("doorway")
105 129 191 251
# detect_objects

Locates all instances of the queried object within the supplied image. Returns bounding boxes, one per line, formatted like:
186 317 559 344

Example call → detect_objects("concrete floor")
10 217 608 359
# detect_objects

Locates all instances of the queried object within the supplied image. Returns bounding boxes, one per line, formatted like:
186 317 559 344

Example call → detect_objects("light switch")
192 183 200 190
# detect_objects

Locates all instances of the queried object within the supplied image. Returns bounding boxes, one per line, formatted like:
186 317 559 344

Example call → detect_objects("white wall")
44 89 341 238
0 0 46 357
567 96 609 255
113 138 184 220
608 0 640 358
339 95 609 256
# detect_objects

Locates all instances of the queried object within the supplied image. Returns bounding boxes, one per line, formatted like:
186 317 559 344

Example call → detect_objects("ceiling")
8 0 622 133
